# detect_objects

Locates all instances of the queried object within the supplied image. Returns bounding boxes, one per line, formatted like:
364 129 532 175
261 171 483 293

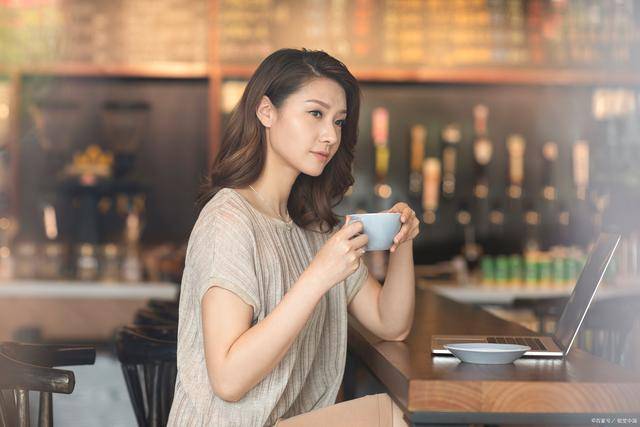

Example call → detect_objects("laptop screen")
553 233 621 354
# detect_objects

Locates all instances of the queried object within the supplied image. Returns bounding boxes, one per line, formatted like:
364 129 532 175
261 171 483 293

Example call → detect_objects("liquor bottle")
507 134 525 199
558 201 571 246
43 204 58 241
440 123 461 198
523 199 540 251
122 211 143 282
456 202 481 272
503 134 526 245
573 140 589 201
76 243 99 281
409 125 426 197
489 200 505 239
471 106 492 240
0 216 17 280
541 141 559 202
421 158 441 224
472 105 493 200
540 141 559 248
0 244 14 280
571 140 592 247
372 107 392 201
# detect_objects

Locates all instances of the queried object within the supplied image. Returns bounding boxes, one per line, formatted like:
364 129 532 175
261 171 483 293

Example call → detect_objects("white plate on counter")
444 343 530 364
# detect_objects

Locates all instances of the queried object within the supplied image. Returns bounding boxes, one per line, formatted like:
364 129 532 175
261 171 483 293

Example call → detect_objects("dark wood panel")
17 76 209 244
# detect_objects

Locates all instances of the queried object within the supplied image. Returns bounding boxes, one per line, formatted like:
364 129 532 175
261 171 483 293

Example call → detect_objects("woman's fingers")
340 219 364 240
349 233 368 252
391 214 420 252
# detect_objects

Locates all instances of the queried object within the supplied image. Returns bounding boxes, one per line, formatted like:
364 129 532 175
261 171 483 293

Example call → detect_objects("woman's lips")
311 152 329 162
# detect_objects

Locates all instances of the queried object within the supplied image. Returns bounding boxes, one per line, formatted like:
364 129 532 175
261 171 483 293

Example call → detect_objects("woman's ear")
256 95 275 128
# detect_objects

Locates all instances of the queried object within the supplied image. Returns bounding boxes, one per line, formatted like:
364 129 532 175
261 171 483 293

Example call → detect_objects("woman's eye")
310 110 322 118
335 119 346 127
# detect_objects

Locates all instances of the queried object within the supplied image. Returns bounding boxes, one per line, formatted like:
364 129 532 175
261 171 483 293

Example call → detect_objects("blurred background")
1 0 640 425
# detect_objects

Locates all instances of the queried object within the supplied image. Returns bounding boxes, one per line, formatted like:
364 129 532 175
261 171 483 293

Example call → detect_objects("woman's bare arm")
201 271 324 402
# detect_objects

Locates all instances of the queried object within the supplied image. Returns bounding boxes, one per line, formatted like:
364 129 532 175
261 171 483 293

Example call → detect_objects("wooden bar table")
347 286 640 426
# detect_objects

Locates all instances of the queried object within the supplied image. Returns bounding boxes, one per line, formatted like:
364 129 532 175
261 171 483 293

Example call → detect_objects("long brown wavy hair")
197 48 361 233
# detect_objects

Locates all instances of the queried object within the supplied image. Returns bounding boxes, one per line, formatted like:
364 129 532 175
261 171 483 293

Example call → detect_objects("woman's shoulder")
185 189 257 261
195 188 254 233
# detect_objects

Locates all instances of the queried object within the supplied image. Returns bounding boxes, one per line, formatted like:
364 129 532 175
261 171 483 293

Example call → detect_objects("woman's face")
262 77 347 177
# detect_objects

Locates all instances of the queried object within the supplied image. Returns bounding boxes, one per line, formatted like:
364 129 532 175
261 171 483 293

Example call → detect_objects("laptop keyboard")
487 336 547 351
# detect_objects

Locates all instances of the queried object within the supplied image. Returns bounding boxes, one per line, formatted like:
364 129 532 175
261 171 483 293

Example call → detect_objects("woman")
167 48 419 427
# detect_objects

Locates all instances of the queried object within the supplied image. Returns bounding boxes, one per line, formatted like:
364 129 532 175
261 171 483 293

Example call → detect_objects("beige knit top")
167 188 368 427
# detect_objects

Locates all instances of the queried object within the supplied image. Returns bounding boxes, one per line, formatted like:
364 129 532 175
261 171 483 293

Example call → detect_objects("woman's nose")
321 124 339 145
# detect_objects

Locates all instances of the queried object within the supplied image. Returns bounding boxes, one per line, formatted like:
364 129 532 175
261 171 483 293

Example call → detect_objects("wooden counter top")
0 280 178 299
0 281 178 342
348 287 640 425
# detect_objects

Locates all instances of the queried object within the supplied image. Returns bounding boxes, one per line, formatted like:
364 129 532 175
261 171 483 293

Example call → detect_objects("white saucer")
444 343 530 364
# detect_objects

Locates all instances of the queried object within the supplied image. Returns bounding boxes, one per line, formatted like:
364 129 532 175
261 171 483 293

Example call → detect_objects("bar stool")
115 325 177 427
146 299 178 317
134 308 177 327
0 343 96 427
127 325 177 342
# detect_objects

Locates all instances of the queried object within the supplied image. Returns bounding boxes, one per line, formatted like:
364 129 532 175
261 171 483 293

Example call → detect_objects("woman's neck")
249 178 292 219
255 143 302 215
240 135 302 220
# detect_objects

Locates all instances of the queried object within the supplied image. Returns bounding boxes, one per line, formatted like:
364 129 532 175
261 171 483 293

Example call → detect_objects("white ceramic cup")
346 212 402 251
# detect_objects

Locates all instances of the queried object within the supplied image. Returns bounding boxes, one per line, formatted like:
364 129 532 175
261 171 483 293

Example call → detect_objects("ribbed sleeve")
193 209 261 322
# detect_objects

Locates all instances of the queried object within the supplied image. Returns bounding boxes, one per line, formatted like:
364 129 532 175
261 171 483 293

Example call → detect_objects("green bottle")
481 256 495 285
509 254 523 286
495 255 509 285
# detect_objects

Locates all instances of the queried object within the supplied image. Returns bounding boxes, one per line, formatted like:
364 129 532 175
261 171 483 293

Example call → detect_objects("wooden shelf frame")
3 62 209 79
218 64 640 86
5 63 640 86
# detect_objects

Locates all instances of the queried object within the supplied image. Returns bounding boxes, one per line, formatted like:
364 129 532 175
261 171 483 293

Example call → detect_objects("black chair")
0 343 96 427
134 308 177 327
146 300 178 318
115 325 177 427
132 325 177 342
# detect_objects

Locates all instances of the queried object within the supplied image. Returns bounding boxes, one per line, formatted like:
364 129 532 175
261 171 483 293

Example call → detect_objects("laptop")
431 233 621 358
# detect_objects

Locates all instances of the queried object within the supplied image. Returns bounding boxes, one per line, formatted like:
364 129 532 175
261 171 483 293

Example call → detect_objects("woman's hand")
304 220 368 292
385 203 420 253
